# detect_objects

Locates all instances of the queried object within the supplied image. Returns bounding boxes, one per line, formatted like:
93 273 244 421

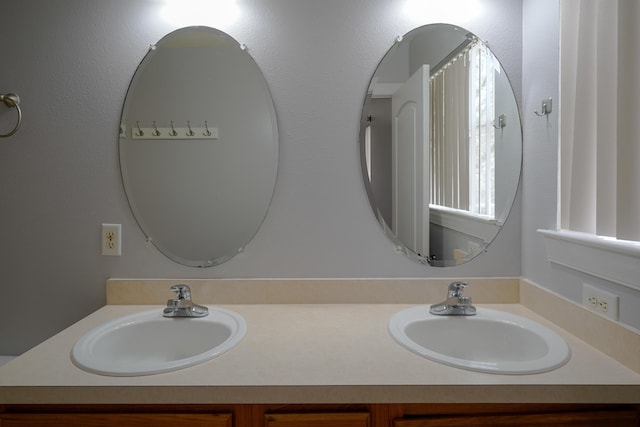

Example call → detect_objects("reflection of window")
469 43 496 217
430 43 496 219
364 125 372 180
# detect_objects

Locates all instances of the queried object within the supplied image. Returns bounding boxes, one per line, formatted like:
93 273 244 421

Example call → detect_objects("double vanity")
4 24 637 422
70 282 569 377
1 278 638 425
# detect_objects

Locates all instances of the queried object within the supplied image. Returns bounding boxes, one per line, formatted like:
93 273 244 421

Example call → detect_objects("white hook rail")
122 120 219 140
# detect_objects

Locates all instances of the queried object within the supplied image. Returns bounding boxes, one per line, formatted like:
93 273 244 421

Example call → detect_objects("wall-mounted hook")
135 121 144 137
493 114 506 129
169 121 177 136
534 97 552 117
152 121 161 136
186 121 195 136
0 93 22 138
203 121 212 137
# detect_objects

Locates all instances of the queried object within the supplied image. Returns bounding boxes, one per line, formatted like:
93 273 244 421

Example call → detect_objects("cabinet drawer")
265 412 370 427
0 412 233 427
393 409 639 427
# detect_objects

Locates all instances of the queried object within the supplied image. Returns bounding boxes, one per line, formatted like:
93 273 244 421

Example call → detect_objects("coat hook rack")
124 121 219 140
534 97 552 117
0 92 22 138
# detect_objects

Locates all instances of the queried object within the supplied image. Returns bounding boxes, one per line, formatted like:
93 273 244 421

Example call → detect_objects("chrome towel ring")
0 93 22 138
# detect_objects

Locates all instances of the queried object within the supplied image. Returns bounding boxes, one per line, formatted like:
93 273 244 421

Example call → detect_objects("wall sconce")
161 0 239 27
404 0 482 24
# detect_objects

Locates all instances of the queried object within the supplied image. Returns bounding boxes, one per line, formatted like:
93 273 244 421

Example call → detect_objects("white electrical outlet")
582 283 619 321
101 223 121 256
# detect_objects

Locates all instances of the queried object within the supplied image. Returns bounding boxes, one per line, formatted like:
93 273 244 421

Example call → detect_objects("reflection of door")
391 65 429 256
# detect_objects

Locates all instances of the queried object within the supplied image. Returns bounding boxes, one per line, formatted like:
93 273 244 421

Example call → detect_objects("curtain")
560 0 640 240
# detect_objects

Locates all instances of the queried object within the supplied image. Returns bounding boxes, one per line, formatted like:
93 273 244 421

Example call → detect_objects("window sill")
430 205 502 243
538 229 640 292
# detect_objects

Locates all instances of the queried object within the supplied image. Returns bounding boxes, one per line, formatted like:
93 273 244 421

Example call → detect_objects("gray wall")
0 0 522 355
521 0 560 303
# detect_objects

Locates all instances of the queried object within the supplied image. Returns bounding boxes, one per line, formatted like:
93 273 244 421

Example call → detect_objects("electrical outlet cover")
101 223 121 256
582 283 619 321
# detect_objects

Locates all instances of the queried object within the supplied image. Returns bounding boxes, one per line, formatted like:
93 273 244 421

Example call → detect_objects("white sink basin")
388 306 570 374
71 307 246 376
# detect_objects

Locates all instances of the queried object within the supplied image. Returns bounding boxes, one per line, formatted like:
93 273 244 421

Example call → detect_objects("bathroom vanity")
1 403 638 426
0 279 639 426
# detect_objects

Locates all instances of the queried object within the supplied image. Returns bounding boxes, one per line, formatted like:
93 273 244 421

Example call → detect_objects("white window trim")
539 229 640 292
430 204 502 243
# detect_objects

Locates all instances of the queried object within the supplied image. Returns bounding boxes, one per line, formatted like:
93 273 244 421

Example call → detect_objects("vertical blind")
430 43 496 218
469 43 496 217
430 48 470 211
560 0 640 241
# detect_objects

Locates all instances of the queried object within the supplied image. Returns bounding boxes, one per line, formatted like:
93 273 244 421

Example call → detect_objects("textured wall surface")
0 0 522 354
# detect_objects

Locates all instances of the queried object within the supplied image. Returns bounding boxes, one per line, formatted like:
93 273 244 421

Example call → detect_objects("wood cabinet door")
265 412 370 427
0 412 233 427
393 409 639 427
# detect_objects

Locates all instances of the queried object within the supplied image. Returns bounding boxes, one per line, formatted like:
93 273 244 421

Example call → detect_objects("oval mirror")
119 27 278 267
360 24 522 267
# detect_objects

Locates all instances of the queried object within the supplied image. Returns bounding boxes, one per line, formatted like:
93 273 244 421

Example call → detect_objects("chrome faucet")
163 284 209 318
429 281 476 316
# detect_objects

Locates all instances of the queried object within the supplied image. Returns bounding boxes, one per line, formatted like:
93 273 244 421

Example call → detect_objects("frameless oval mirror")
119 26 278 267
360 24 522 267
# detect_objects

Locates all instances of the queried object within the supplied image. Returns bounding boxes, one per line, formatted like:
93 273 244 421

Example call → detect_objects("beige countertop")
1 302 639 405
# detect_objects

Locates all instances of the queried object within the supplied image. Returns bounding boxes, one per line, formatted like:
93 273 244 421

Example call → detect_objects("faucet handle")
170 284 192 300
447 281 467 297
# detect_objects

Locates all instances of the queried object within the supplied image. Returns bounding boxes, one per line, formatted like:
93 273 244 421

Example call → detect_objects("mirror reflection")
119 26 278 267
360 24 522 267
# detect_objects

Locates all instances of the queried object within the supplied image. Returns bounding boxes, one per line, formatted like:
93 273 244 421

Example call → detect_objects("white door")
391 64 430 257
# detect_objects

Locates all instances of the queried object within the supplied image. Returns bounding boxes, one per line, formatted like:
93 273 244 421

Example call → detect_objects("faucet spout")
163 284 209 318
430 281 476 316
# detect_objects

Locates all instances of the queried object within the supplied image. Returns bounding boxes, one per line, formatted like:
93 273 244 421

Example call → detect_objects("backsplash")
106 277 520 305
